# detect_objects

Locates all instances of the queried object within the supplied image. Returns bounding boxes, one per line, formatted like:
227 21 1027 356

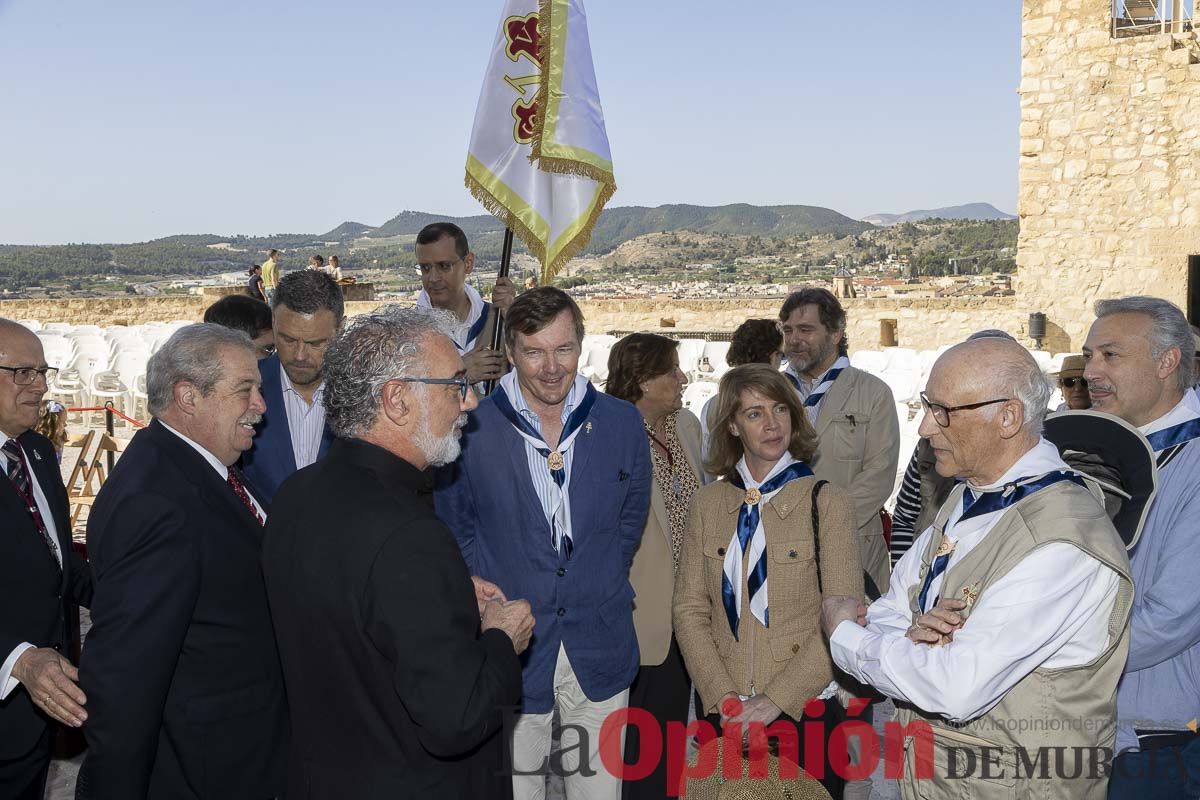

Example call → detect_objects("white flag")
465 0 616 282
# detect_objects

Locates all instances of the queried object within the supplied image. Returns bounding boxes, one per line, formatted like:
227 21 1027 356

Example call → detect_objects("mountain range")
861 203 1015 226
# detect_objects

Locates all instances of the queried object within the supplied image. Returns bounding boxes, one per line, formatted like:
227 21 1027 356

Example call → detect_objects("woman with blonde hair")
673 364 860 798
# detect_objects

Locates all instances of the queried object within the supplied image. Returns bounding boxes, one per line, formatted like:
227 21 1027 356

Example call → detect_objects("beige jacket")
896 480 1133 800
673 475 861 719
629 409 707 666
809 365 900 594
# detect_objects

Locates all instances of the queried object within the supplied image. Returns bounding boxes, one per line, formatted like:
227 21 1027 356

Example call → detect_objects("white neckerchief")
724 453 797 633
499 370 591 554
925 438 1070 601
416 283 486 351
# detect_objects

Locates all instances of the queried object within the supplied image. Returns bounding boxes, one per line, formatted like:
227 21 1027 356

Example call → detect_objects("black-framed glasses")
1060 377 1087 389
396 376 471 401
0 365 58 386
919 391 1011 428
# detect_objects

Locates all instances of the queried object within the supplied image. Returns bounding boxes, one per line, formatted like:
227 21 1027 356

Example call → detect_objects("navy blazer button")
556 568 566 577
557 608 566 616
717 547 725 556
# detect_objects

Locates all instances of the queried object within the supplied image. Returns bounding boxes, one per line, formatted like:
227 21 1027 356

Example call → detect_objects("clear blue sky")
0 0 1021 245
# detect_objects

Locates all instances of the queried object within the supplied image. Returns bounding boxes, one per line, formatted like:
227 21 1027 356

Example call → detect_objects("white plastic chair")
675 339 706 378
852 350 889 377
682 381 719 417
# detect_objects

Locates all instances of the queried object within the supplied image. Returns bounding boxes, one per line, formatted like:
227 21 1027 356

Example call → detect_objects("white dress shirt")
279 364 327 470
160 421 267 522
0 430 65 700
830 438 1120 723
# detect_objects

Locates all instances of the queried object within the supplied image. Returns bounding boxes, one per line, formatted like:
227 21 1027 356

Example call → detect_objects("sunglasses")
1060 377 1088 389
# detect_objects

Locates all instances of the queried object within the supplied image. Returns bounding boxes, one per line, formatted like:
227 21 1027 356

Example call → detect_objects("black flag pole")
483 227 515 396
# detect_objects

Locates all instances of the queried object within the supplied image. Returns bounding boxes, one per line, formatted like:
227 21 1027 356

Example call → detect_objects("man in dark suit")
435 288 652 800
77 323 287 799
241 269 340 502
0 319 93 800
263 306 532 799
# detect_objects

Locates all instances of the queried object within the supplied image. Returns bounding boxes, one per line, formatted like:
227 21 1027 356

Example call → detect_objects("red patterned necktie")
3 438 61 573
226 468 264 526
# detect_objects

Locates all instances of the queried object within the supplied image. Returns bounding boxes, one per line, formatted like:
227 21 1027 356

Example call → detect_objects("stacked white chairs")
41 322 73 335
851 350 890 377
17 319 41 332
682 380 719 418
578 335 617 384
698 340 732 380
675 339 707 380
37 334 74 370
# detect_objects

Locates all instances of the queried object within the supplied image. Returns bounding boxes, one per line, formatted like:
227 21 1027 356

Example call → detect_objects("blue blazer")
434 388 652 713
241 353 335 503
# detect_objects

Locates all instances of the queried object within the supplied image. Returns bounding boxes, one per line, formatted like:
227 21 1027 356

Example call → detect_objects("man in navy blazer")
435 288 651 800
0 320 92 800
241 270 340 502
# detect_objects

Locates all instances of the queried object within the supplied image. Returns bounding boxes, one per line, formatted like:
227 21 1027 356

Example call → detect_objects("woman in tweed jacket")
673 364 861 798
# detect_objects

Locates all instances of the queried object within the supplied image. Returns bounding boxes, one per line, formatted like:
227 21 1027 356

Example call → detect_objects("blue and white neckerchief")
783 356 850 423
492 371 596 558
1146 419 1200 467
1140 394 1200 468
918 470 1087 612
722 455 813 640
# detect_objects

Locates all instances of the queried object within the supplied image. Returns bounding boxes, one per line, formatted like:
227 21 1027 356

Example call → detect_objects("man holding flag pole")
437 2 650 798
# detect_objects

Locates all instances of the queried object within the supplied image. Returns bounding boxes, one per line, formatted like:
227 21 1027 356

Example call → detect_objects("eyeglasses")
919 391 1011 428
1060 377 1087 389
0 365 58 386
395 376 471 401
416 259 462 275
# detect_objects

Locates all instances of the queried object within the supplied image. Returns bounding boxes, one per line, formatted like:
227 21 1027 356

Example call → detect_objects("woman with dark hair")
673 364 859 799
605 333 705 800
700 319 784 460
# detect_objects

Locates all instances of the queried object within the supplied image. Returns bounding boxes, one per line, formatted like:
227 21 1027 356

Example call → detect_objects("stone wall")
1018 0 1200 347
0 295 1038 354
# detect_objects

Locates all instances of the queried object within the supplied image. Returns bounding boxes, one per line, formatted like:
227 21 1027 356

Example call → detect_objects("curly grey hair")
147 324 256 416
1095 296 1195 393
322 305 459 438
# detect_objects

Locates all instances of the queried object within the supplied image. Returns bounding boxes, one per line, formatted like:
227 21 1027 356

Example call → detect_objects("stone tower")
1018 0 1200 349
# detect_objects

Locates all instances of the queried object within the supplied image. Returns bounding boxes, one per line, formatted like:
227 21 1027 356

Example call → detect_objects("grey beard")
416 414 466 467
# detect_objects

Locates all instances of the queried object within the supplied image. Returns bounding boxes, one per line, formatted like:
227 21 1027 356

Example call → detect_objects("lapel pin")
585 422 592 433
31 449 42 462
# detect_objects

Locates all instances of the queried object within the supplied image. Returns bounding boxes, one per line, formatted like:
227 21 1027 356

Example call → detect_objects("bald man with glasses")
0 319 92 800
823 336 1132 799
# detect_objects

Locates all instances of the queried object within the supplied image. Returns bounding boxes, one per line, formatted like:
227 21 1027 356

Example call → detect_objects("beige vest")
895 478 1133 800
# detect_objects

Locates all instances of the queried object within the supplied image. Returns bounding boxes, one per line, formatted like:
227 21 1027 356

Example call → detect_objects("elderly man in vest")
823 336 1133 799
1082 297 1200 800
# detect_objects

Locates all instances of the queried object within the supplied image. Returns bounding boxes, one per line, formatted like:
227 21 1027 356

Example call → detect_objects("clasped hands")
905 597 967 646
471 576 535 655
820 595 967 647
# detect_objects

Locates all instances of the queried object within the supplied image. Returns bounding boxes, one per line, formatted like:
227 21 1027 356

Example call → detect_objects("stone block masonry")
1018 0 1200 347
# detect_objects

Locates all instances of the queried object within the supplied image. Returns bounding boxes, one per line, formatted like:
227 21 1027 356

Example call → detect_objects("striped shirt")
889 446 923 565
510 376 584 530
279 364 327 470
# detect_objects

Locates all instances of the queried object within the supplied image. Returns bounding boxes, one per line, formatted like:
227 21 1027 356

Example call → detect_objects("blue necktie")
917 490 973 612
